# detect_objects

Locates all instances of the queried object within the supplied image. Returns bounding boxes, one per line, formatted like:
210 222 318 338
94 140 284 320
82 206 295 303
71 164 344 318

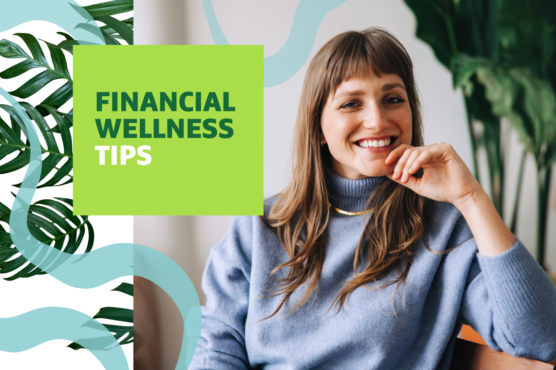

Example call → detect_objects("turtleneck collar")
324 164 386 213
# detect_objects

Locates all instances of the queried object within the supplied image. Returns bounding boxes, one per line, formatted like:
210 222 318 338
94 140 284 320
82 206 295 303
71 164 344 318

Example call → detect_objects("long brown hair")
262 27 446 322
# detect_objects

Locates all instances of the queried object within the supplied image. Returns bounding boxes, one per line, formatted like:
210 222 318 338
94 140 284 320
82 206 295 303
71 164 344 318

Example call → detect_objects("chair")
134 276 163 370
450 338 556 370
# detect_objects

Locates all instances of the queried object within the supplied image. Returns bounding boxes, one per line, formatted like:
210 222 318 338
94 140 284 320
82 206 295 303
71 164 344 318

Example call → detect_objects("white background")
134 1 556 369
0 1 134 368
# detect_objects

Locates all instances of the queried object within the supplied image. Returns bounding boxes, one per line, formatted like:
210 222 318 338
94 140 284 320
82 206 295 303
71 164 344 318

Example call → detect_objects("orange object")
458 325 486 345
451 338 555 369
458 324 556 365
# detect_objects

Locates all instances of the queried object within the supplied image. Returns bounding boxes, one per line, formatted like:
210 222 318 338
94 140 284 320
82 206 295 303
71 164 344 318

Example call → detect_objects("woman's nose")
361 102 390 131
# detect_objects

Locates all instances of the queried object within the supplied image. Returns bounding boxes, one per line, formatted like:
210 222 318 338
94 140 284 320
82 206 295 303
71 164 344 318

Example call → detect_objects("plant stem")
482 117 503 217
510 149 526 233
536 164 551 270
494 118 504 218
444 15 459 57
487 0 501 61
481 121 500 215
464 98 481 182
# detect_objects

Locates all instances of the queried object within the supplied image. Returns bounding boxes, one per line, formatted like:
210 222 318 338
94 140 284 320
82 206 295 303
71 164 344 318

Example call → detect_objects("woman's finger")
385 144 412 165
393 146 416 181
402 148 424 182
408 149 433 175
386 169 419 191
405 143 453 182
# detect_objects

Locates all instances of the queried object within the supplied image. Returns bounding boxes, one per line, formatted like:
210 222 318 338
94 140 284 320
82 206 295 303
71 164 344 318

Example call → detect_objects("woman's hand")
384 142 516 256
384 143 482 209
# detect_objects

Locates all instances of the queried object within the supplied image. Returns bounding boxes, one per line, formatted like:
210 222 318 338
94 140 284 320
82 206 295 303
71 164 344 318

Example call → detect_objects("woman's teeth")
358 138 391 148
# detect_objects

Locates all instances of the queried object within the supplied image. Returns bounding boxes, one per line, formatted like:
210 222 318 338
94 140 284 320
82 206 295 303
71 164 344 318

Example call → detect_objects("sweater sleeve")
456 237 556 362
189 216 253 370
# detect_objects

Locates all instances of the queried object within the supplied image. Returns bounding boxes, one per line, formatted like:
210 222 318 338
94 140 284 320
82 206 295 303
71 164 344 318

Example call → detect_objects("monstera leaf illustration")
0 197 94 281
69 282 134 350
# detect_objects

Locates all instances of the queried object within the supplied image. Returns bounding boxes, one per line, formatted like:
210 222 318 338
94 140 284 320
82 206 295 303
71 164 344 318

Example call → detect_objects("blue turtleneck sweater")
189 169 556 369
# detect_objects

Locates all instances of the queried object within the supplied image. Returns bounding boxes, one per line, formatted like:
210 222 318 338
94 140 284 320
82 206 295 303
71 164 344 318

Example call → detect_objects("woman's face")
320 72 413 179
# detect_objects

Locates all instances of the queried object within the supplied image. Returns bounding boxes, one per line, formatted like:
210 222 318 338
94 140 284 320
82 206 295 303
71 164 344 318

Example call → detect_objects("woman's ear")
320 132 326 146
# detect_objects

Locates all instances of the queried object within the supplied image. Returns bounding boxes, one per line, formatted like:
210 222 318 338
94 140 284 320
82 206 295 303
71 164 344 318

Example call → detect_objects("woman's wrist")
454 187 516 257
452 185 488 214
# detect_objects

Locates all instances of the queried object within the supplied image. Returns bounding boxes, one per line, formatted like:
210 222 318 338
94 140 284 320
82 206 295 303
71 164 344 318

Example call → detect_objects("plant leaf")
37 81 73 115
44 41 71 78
0 34 73 116
0 199 94 281
96 16 133 45
0 39 31 59
0 59 40 79
56 32 75 41
9 69 64 99
68 283 134 350
84 0 133 18
476 66 556 159
39 104 72 154
94 307 133 323
14 33 48 65
112 282 133 296
101 29 121 46
404 0 453 68
0 103 73 187
101 17 133 36
56 40 79 55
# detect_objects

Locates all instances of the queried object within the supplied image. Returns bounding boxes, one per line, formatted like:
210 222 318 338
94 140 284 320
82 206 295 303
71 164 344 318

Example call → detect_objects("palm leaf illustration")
0 0 135 352
0 33 72 115
0 197 94 281
68 282 134 350
0 102 72 187
84 0 134 46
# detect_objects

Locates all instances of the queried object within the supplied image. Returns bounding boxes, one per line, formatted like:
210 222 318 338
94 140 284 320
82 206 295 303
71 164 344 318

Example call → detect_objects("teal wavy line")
202 0 349 87
1 0 104 45
0 307 127 369
1 1 202 368
201 0 229 45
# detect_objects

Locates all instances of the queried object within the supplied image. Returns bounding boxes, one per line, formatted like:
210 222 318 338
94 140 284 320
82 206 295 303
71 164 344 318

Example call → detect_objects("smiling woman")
189 28 556 370
320 74 412 179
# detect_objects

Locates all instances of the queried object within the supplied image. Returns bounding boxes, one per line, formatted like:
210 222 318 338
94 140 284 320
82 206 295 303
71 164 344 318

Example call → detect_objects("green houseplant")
404 0 556 269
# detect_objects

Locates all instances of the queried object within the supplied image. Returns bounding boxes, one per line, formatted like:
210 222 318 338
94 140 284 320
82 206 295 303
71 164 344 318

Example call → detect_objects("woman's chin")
331 158 393 179
357 164 392 178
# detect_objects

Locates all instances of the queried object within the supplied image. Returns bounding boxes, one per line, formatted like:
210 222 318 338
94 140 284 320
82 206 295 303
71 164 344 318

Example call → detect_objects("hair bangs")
324 31 409 98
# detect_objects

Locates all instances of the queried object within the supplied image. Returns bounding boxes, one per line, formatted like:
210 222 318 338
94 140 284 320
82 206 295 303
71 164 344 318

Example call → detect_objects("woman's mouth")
355 136 397 150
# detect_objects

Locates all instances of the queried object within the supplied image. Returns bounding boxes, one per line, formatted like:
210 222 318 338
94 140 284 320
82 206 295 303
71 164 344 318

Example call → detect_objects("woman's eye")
385 97 405 104
340 102 358 109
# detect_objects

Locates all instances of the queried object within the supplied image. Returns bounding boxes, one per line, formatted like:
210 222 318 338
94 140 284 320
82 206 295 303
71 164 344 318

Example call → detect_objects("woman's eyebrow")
334 83 406 100
334 89 366 99
382 83 406 91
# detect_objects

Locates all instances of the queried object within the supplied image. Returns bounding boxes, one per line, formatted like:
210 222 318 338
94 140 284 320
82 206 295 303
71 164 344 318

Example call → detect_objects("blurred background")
134 0 556 369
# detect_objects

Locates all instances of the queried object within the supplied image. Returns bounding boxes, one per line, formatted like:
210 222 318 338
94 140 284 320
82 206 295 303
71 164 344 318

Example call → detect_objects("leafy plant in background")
404 0 556 269
0 0 135 350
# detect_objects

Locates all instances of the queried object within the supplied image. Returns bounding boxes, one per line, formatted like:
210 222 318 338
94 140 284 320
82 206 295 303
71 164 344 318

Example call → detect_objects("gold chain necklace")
328 202 374 216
